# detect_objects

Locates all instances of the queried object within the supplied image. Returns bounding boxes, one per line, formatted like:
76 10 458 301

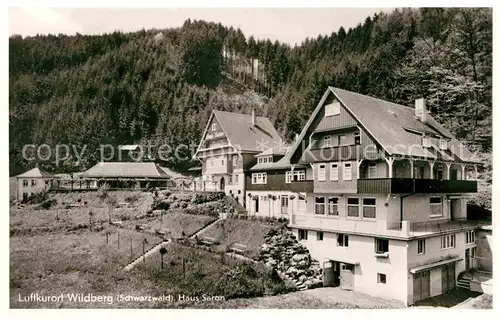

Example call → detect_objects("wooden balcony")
357 178 477 194
301 145 359 163
290 180 314 193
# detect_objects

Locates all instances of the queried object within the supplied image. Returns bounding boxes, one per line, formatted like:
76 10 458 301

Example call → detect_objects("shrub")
97 183 109 200
23 190 49 204
124 193 140 204
39 198 57 210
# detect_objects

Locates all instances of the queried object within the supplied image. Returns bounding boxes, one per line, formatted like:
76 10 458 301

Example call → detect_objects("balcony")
289 214 487 239
290 180 314 193
357 178 477 194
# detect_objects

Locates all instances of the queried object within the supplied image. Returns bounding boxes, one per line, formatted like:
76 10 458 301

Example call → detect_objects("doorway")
340 263 354 290
413 270 431 302
281 195 289 214
219 177 225 191
254 196 259 214
465 248 470 271
442 263 456 292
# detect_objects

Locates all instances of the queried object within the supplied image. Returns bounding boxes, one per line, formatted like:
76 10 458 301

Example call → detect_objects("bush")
124 193 140 204
38 198 57 210
97 183 109 200
23 190 49 204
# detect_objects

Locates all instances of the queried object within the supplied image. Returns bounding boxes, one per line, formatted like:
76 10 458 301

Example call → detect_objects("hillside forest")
9 8 492 208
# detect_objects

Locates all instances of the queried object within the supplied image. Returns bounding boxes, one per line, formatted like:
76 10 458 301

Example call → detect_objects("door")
413 270 431 302
254 197 259 213
450 169 458 180
465 248 470 271
281 195 289 214
220 177 225 191
340 264 354 291
447 263 455 291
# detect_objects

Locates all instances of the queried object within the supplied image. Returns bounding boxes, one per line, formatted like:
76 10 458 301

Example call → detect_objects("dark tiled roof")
330 87 480 163
213 110 282 153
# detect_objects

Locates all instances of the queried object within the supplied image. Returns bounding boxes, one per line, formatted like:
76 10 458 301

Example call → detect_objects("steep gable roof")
80 162 169 178
212 110 282 153
330 87 480 163
288 87 481 164
16 167 53 178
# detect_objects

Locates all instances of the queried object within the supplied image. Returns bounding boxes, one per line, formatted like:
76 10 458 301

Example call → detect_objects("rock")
110 221 122 227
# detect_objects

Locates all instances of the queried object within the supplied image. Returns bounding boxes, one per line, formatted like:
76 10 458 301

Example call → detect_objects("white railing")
290 213 409 238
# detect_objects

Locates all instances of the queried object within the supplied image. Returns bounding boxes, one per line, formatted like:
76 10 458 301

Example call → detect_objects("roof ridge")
329 86 415 111
213 109 271 119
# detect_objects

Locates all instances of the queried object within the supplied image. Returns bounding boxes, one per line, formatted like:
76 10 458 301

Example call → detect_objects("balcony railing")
290 180 314 193
357 178 477 194
290 214 486 238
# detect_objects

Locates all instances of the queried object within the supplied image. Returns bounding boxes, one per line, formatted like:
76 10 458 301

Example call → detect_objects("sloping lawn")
10 230 163 308
122 211 217 238
198 218 277 258
134 242 295 307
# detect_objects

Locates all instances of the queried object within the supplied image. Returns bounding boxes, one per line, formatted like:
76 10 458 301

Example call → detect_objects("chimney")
251 109 256 127
415 98 427 123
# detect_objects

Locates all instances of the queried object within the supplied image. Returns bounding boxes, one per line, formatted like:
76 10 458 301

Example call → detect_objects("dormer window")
211 124 217 131
439 139 448 150
422 137 431 147
325 102 340 116
258 156 273 164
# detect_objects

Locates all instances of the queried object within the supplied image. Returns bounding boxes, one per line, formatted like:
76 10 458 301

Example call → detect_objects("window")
417 239 426 255
298 229 308 241
441 234 456 249
286 170 305 183
234 174 239 184
31 180 36 187
439 139 448 150
258 156 272 164
298 194 306 211
466 231 476 244
347 198 359 217
330 163 339 181
362 198 376 218
315 197 325 215
368 162 377 178
221 159 225 166
228 176 232 185
430 197 443 216
422 137 431 147
375 238 389 254
318 163 326 181
354 131 361 145
471 247 477 259
261 195 267 201
414 166 424 179
317 231 324 241
232 155 238 166
338 134 347 146
343 162 352 181
22 192 28 200
337 234 349 247
325 102 340 116
252 173 267 184
328 197 339 216
377 273 387 284
211 124 217 131
22 180 28 187
323 135 332 148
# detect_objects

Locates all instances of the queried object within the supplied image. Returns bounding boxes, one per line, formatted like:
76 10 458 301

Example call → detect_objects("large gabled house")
194 109 283 206
284 87 485 305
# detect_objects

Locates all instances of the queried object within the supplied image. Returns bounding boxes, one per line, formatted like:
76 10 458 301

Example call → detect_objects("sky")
8 7 393 45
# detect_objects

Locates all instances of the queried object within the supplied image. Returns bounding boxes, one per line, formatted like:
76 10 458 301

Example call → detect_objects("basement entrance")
340 263 355 290
413 270 431 302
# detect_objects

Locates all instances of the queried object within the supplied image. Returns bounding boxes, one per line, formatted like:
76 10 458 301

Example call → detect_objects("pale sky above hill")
9 7 393 45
